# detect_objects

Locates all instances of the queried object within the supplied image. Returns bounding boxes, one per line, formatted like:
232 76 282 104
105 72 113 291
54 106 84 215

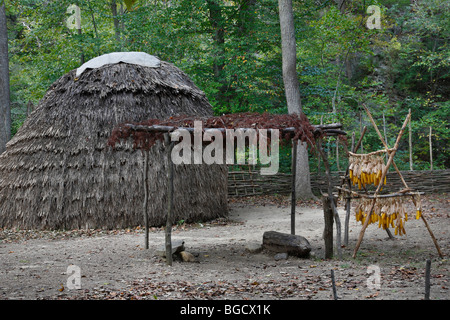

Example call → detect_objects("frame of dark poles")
122 119 344 265
113 108 442 265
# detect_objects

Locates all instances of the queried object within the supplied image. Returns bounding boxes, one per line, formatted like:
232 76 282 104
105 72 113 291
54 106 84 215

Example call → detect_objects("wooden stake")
421 215 443 258
359 111 364 153
323 196 334 259
344 190 351 247
143 150 149 250
331 269 338 300
336 136 340 171
317 138 342 259
409 109 413 171
354 126 367 155
429 126 433 171
425 259 431 300
291 139 297 235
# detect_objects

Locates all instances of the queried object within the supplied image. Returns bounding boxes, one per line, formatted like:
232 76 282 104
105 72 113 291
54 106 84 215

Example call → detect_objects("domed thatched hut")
0 52 228 230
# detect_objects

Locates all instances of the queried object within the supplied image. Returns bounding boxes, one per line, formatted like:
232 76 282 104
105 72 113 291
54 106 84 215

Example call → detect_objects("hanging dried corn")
354 196 421 236
413 193 423 220
349 153 386 189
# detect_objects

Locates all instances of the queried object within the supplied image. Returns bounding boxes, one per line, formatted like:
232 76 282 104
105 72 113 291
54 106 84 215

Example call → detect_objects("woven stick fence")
227 169 450 197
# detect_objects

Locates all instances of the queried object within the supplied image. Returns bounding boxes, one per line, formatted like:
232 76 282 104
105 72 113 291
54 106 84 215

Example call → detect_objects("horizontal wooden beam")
335 186 424 199
124 123 346 137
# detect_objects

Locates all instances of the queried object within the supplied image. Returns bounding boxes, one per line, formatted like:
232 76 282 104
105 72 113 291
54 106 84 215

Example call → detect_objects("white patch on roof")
76 52 161 77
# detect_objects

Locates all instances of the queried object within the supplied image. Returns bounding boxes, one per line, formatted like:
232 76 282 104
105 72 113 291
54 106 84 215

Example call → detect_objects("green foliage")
4 0 449 168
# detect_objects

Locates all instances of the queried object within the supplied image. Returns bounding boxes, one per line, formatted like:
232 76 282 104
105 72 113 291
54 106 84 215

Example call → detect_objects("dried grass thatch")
0 57 228 230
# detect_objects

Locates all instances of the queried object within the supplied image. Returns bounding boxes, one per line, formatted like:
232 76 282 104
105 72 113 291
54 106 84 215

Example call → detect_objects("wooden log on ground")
262 231 311 258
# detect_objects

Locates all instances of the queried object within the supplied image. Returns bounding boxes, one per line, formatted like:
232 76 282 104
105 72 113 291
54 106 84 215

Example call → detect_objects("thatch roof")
0 53 228 230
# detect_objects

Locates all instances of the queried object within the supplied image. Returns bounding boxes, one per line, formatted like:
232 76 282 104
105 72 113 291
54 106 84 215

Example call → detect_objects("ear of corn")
354 197 410 236
349 154 386 189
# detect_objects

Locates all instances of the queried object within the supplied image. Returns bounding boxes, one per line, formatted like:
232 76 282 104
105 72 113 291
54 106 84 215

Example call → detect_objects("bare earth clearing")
0 193 448 300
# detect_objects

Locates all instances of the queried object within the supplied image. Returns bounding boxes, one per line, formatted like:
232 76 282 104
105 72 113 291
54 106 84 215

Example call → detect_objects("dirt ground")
0 193 448 301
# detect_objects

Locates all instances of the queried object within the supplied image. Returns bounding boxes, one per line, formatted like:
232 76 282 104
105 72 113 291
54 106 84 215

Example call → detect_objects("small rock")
274 252 288 261
179 251 196 262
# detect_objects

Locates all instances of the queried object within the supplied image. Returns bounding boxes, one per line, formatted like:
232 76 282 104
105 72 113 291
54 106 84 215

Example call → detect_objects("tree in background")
278 0 314 199
0 1 11 153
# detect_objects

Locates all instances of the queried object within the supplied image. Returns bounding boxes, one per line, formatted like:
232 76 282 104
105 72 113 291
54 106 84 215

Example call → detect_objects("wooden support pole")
352 110 411 258
336 136 340 171
359 111 364 153
351 132 355 154
333 198 342 259
323 195 334 259
425 259 431 300
421 215 443 258
291 139 297 235
317 138 342 259
143 150 149 249
344 195 351 247
164 134 175 266
336 187 424 199
331 269 338 300
354 126 367 155
409 109 413 171
429 126 433 171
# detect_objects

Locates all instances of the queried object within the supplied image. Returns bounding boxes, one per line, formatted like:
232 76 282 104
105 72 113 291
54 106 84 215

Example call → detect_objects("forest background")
2 0 449 172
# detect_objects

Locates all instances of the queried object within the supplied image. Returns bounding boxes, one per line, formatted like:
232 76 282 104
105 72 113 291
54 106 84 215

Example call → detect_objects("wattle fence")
227 168 450 197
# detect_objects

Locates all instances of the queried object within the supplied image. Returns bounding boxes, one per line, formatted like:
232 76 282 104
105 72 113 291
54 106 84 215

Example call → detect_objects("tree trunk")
0 3 11 154
207 0 228 109
277 0 314 199
110 0 121 48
